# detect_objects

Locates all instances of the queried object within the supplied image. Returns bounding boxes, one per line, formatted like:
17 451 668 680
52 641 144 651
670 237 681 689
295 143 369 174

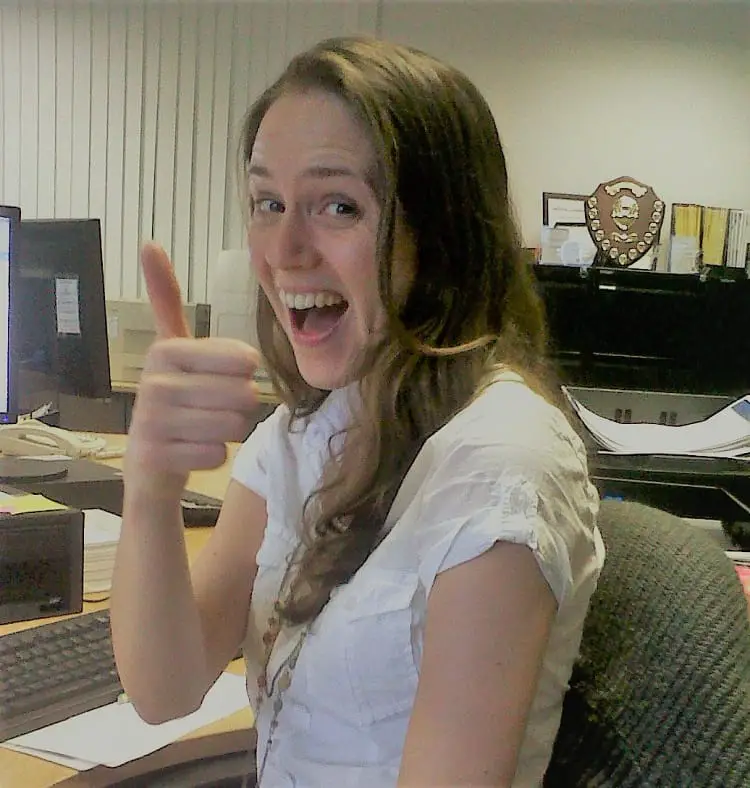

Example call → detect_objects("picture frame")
542 192 588 228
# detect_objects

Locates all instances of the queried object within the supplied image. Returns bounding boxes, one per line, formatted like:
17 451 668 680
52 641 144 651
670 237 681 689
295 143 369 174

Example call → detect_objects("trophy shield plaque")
585 177 664 267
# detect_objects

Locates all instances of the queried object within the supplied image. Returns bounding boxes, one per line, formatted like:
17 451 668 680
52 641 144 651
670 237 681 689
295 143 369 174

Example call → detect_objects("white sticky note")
55 277 82 335
107 314 119 340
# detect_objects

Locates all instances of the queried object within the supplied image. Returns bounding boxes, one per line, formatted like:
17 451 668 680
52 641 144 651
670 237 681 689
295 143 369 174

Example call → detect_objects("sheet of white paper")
726 551 750 565
546 195 586 226
1 742 98 771
107 314 119 340
540 225 596 266
55 277 82 335
18 453 72 461
4 672 248 768
565 388 750 458
84 508 122 546
668 235 699 273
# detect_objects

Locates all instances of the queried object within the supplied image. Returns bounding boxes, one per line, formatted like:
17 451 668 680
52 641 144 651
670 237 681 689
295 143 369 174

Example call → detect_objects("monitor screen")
14 219 111 406
0 206 20 423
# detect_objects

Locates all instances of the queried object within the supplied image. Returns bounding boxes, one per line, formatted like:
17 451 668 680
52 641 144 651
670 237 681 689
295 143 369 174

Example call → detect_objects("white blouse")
232 372 603 787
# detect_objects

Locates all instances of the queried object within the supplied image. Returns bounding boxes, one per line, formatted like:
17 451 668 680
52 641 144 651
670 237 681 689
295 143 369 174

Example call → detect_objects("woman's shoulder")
394 370 596 542
434 370 583 462
395 372 600 602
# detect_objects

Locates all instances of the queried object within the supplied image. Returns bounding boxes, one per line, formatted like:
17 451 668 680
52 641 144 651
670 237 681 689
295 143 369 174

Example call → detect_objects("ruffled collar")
300 383 358 456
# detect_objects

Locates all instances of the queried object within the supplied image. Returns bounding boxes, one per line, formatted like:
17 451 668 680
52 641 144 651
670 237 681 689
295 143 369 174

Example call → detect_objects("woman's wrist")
123 471 188 513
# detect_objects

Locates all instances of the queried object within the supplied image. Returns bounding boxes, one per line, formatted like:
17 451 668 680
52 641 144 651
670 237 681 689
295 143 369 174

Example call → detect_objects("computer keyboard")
0 609 122 742
181 489 223 527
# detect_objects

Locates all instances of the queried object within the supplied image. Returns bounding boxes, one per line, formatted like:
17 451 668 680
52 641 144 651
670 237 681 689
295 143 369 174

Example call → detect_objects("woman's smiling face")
247 89 402 391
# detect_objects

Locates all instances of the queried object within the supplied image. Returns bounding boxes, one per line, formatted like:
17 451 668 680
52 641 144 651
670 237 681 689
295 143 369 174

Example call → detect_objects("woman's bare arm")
110 242 263 724
398 541 556 787
111 479 265 724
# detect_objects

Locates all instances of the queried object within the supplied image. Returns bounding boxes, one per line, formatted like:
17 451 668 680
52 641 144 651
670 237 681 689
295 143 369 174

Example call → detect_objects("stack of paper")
83 509 122 594
564 389 750 459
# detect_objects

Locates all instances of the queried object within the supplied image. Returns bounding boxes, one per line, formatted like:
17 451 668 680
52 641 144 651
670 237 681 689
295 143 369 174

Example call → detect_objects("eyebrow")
247 163 363 181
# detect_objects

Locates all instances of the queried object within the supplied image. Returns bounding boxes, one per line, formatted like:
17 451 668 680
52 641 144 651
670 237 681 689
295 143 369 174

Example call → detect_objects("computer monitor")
14 219 111 411
0 205 21 423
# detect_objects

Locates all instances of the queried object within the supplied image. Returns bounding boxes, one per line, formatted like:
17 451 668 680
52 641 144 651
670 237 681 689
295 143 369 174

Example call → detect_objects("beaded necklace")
250 404 427 784
251 389 352 784
253 547 311 785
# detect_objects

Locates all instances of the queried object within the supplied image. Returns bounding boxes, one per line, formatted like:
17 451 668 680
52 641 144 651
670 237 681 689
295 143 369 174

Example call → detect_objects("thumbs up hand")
125 243 260 498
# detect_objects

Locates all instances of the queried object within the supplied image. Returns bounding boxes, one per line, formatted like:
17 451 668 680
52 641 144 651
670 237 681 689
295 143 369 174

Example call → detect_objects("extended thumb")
141 242 192 339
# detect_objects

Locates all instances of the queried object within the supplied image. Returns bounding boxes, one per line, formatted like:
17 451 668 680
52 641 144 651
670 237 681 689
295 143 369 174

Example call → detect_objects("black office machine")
533 263 750 526
0 489 83 625
536 263 750 398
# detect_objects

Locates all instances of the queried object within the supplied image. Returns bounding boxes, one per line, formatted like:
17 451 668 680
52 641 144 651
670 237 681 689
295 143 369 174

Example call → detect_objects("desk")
3 440 750 787
59 378 279 435
111 377 280 405
0 441 253 788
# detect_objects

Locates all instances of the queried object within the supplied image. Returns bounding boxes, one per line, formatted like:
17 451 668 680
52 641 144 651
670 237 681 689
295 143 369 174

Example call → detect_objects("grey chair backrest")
545 500 750 787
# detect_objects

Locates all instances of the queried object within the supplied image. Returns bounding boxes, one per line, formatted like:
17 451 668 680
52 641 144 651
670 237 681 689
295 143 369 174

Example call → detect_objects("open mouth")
280 289 349 338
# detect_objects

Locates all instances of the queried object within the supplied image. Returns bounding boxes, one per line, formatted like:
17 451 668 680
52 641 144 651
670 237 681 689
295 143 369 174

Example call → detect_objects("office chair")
56 728 255 787
545 499 750 787
61 499 750 787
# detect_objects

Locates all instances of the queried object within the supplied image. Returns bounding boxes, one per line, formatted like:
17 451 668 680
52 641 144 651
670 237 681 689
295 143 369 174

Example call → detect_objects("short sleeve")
416 443 600 607
231 404 289 500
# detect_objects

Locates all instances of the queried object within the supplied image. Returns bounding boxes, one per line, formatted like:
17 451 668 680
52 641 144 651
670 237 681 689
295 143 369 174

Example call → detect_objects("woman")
111 36 603 787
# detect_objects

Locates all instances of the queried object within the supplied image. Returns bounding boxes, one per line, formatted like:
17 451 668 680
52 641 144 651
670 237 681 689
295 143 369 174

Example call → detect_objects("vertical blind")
0 1 381 303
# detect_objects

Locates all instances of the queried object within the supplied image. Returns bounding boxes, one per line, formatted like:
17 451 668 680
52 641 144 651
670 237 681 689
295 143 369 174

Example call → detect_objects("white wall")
381 1 750 247
1 1 748 299
0 0 379 302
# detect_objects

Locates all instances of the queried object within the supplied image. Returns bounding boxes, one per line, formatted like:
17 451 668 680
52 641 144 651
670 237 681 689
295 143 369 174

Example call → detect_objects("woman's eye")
253 198 284 215
322 201 359 218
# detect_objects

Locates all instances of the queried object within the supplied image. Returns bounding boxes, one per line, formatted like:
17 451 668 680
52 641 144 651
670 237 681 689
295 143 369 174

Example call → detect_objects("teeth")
279 289 345 310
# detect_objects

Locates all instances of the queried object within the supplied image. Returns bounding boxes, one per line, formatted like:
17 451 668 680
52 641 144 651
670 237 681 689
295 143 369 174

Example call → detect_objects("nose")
265 207 316 271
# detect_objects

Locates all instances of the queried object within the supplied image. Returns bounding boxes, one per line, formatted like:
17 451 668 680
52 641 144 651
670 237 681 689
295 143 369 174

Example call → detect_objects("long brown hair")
240 36 552 624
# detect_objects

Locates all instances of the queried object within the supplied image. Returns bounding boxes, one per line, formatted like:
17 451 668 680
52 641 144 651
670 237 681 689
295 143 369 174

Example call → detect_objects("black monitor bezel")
0 205 21 424
15 218 112 403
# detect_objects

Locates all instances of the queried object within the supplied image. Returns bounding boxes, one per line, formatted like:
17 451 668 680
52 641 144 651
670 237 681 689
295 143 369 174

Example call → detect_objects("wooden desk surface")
0 441 252 788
